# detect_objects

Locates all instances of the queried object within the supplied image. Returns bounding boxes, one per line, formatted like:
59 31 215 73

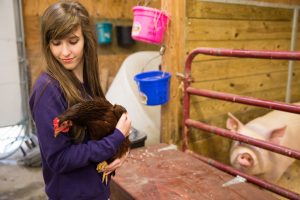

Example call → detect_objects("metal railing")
183 47 300 200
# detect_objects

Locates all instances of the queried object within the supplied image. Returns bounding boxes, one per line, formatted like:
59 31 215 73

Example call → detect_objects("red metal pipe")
187 87 300 114
182 50 194 152
182 76 190 151
187 48 300 61
185 119 300 160
185 150 300 200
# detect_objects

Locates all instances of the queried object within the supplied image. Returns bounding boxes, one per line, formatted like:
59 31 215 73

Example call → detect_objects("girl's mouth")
61 58 74 63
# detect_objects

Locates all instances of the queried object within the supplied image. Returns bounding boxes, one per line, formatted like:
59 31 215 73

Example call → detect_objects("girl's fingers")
102 151 129 173
116 113 132 137
103 159 121 172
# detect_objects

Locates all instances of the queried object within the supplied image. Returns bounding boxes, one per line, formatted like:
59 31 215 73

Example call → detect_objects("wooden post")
160 0 186 144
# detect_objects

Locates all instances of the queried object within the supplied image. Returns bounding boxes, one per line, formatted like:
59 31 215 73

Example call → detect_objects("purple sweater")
29 73 125 200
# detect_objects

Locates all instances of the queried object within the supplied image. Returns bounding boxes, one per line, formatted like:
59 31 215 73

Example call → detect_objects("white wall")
0 0 23 126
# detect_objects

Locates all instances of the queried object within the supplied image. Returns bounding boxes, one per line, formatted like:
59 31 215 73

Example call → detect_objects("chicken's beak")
54 128 61 138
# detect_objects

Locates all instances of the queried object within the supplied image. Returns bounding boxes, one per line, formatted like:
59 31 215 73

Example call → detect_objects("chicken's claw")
96 161 109 185
102 172 109 185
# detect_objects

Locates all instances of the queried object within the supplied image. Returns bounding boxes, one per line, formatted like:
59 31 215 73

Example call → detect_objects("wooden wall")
23 0 300 164
23 0 161 92
162 0 300 164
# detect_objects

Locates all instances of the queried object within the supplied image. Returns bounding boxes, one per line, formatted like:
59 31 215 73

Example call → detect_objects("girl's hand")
116 113 131 137
102 150 129 175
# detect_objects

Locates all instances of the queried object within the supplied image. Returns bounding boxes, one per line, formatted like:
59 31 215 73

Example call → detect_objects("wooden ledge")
110 143 277 200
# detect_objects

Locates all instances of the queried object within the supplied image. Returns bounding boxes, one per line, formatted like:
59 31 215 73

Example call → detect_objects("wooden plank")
23 0 161 18
26 50 45 87
191 68 300 94
98 54 128 92
187 19 292 41
99 67 109 94
189 134 232 164
98 54 128 77
111 144 277 200
189 85 300 120
97 38 158 55
23 0 57 16
259 0 300 5
187 1 293 20
27 64 42 86
84 0 161 19
23 16 41 56
161 0 186 144
187 39 291 61
187 86 300 149
191 59 293 82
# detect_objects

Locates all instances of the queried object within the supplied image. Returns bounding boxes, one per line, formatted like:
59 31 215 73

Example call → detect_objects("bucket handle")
153 9 170 36
137 0 151 7
153 9 164 32
141 46 167 78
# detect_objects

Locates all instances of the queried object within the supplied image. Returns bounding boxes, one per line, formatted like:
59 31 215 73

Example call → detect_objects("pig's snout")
238 153 253 167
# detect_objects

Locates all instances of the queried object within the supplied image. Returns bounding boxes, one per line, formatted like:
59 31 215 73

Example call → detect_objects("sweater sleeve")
30 77 125 173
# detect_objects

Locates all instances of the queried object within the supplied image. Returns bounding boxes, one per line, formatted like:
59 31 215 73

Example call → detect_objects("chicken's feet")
96 161 109 185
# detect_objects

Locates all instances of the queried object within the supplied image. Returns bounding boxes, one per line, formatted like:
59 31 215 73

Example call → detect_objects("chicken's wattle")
53 117 70 137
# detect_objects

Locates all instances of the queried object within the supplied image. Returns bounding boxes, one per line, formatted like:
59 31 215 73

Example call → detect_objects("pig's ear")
226 112 244 131
269 126 287 145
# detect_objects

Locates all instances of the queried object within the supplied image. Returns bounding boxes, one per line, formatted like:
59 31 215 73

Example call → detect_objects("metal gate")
183 48 300 200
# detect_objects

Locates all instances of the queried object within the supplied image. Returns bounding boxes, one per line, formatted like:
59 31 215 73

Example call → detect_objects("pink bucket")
131 6 169 45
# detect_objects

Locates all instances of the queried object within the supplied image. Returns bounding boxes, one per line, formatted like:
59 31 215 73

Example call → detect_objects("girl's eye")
69 39 79 45
51 40 61 46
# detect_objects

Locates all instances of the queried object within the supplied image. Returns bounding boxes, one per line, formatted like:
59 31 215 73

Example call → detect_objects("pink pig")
226 106 300 182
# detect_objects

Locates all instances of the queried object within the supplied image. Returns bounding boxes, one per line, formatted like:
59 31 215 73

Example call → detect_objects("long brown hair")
41 1 104 107
41 1 104 142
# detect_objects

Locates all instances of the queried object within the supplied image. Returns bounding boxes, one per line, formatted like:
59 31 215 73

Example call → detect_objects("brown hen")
53 97 131 184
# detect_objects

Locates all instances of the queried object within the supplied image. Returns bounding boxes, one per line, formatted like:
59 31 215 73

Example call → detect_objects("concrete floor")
0 156 299 200
0 163 46 200
0 147 46 200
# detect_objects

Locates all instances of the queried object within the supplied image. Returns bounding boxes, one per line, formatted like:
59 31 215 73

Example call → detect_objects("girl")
29 1 131 199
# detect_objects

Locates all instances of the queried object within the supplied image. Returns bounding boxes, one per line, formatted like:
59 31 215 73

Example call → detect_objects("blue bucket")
96 22 112 44
134 70 171 106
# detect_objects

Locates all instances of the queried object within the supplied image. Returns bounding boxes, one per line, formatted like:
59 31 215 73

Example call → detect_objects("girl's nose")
61 43 71 57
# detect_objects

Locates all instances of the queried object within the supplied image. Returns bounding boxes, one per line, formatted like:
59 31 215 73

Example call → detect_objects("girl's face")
49 26 85 80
